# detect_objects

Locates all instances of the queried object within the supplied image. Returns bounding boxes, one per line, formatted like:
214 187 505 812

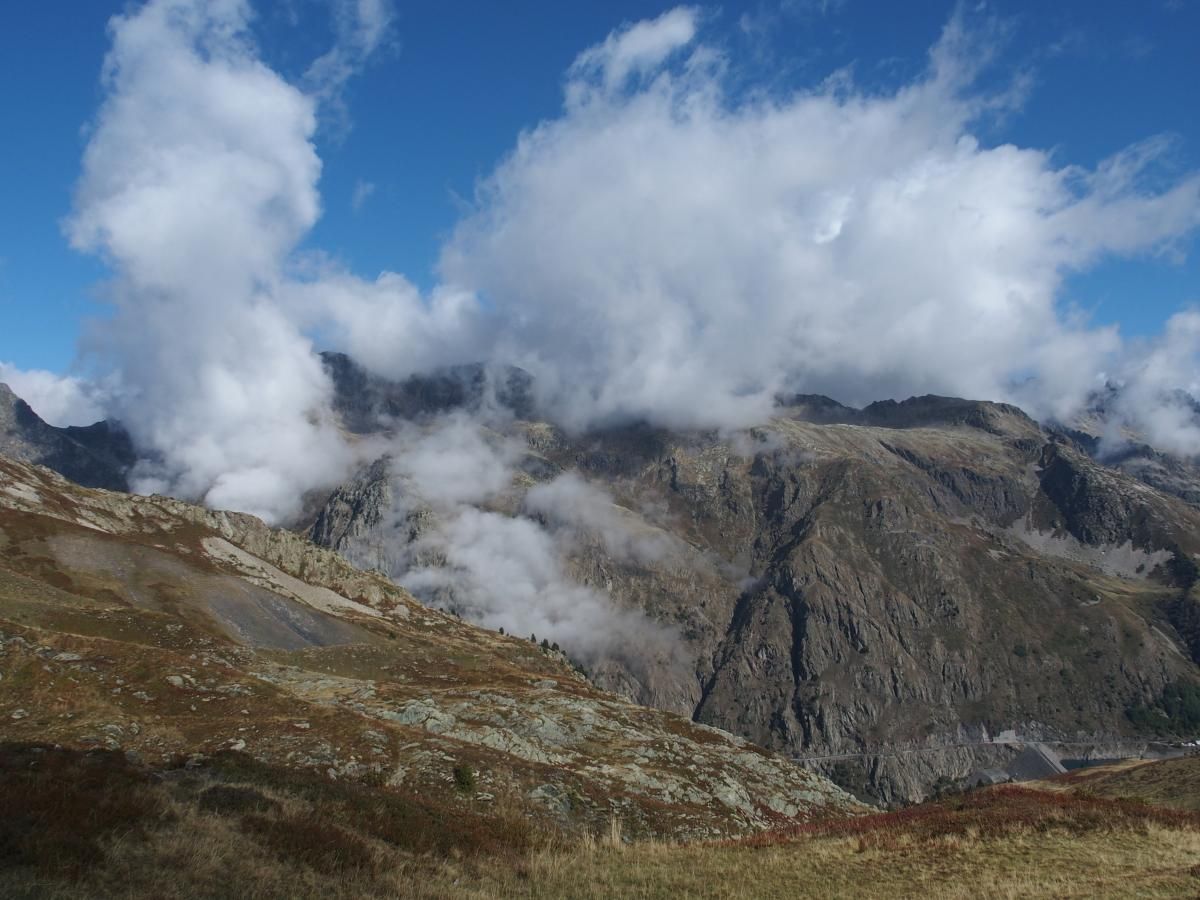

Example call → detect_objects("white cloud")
567 7 699 101
1102 310 1200 456
305 0 394 108
524 473 683 565
284 269 483 380
66 0 355 523
0 363 107 427
351 178 376 211
441 6 1200 433
391 414 517 508
359 417 682 665
402 505 679 664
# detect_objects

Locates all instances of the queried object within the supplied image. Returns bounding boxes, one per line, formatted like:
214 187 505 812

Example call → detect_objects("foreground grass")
1035 756 1200 813
2 744 1198 899
443 787 1200 900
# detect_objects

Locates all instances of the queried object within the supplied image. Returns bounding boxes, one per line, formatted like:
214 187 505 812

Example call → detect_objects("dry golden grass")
476 822 1200 899
3 748 1198 900
1036 756 1200 812
440 785 1200 900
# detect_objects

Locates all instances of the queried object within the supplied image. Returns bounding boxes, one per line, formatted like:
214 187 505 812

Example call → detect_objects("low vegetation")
1126 680 1200 735
1038 755 1200 813
3 743 1198 899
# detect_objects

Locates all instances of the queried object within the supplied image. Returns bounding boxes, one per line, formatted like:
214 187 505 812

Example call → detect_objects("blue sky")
1 0 1198 376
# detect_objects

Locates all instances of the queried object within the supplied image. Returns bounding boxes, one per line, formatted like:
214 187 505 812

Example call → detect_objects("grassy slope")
1037 756 1200 812
3 747 1198 900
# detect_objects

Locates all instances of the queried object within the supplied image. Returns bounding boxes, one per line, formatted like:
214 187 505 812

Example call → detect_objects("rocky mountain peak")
777 391 1040 439
0 383 133 491
320 351 533 432
301 366 1200 803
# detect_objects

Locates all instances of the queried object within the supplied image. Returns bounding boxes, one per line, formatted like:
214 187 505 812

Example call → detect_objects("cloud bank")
355 416 681 667
442 7 1200 434
6 1 1194 520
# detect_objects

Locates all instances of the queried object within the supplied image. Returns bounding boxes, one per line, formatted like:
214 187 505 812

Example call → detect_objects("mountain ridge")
301 362 1200 802
0 382 134 491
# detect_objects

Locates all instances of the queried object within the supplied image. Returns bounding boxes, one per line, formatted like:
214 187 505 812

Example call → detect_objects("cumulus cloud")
442 6 1200 433
1101 310 1200 456
61 0 488 523
0 363 106 427
67 0 356 523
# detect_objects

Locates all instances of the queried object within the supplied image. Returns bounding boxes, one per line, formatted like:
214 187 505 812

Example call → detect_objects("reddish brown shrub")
0 743 166 878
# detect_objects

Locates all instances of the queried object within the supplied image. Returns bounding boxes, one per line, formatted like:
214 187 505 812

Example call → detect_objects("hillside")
3 743 1197 898
1036 755 1200 812
0 455 859 845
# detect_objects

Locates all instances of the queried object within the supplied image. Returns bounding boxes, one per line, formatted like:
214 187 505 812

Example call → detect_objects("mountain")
320 351 534 432
308 373 1200 803
0 382 133 491
1053 384 1200 507
6 370 1199 805
0 454 857 839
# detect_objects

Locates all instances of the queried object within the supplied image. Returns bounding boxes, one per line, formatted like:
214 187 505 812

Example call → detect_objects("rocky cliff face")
1054 385 1200 509
307 383 1200 803
319 352 533 432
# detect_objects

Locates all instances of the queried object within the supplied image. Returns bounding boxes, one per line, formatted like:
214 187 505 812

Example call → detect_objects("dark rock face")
308 456 392 554
0 383 133 491
320 352 533 432
310 390 1200 803
1033 441 1185 549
